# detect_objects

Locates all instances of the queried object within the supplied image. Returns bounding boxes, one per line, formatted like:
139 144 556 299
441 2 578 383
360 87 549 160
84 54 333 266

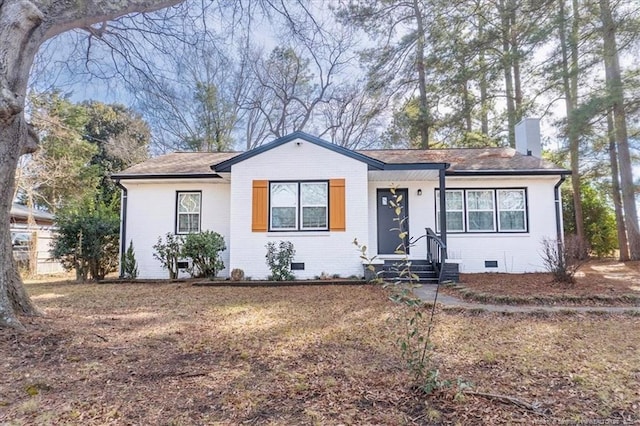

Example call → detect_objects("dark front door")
377 188 409 255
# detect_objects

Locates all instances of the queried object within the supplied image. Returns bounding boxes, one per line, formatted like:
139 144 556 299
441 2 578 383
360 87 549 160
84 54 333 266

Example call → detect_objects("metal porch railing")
425 227 448 283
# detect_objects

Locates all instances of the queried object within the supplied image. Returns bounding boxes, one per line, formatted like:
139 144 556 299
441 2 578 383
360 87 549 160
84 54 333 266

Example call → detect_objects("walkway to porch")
412 284 640 314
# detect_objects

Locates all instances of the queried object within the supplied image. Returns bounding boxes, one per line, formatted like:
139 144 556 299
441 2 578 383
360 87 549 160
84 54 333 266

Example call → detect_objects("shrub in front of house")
122 241 139 279
265 241 295 281
540 235 588 284
52 203 119 282
152 233 183 279
181 231 226 279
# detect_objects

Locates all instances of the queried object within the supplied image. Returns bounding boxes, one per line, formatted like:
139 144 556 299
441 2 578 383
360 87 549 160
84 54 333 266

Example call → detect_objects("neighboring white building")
112 120 569 280
10 203 65 275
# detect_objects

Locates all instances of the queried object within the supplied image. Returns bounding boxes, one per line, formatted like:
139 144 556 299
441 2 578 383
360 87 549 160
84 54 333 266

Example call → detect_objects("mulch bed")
192 279 368 287
442 260 640 306
98 278 367 287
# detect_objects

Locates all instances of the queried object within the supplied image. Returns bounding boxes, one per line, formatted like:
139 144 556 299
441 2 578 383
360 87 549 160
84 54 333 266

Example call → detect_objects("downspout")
438 168 447 247
114 179 128 279
554 175 567 243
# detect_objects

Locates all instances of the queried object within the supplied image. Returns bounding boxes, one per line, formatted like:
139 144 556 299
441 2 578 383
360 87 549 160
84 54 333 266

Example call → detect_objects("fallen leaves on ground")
0 280 638 424
446 260 640 306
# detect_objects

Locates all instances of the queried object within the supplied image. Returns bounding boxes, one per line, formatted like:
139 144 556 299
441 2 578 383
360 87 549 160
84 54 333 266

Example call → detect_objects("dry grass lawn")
0 280 638 425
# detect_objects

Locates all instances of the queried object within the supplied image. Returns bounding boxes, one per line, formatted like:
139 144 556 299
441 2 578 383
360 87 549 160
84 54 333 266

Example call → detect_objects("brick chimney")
515 118 541 157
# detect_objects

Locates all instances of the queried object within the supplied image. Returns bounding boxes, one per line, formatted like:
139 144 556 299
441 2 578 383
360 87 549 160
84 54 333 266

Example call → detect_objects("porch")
367 162 453 284
366 228 459 284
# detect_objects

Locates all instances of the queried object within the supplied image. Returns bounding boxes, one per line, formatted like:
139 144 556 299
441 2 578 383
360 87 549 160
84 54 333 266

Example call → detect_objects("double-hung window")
467 190 495 232
270 183 298 230
176 191 201 234
270 181 328 231
435 190 464 232
300 182 328 229
435 188 528 233
497 189 527 231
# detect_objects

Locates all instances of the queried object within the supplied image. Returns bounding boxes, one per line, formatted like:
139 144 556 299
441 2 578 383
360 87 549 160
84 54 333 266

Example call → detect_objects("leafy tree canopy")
562 181 618 258
18 93 150 212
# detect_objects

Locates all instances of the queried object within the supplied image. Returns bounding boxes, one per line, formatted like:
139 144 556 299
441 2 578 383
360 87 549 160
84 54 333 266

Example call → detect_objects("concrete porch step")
381 259 438 283
383 276 440 284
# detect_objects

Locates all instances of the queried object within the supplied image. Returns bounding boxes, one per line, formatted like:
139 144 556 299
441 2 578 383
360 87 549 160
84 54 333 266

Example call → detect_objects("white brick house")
112 120 569 280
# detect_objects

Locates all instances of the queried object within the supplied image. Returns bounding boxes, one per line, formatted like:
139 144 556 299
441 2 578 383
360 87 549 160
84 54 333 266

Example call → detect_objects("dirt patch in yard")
443 260 640 306
0 280 638 424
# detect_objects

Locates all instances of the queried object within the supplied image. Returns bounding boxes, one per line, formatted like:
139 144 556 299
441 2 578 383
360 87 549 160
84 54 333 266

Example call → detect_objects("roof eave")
11 213 53 221
447 169 571 176
383 162 450 171
111 173 223 180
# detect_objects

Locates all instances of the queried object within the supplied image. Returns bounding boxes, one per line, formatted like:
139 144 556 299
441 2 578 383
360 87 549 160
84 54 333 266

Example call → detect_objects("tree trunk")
0 133 26 329
0 1 45 329
599 0 640 260
559 0 587 256
1 0 188 329
509 0 523 123
607 111 629 261
0 121 41 330
413 0 430 149
462 77 472 132
500 0 516 147
478 19 490 135
27 193 39 277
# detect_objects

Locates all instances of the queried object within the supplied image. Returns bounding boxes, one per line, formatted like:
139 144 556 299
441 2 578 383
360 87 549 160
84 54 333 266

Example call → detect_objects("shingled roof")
10 203 54 222
112 152 238 179
358 147 567 174
113 144 567 179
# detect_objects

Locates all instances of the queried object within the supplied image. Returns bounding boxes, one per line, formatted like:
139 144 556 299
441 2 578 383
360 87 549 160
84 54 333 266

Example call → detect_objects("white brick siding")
229 138 369 279
123 180 230 279
367 176 561 273
122 141 563 278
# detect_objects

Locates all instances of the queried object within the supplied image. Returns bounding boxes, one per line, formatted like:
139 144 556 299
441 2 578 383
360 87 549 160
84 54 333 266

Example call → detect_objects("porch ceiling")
368 169 440 181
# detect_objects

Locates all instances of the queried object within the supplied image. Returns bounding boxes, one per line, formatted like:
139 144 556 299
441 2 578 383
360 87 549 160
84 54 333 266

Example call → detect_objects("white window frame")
466 190 496 232
176 191 201 234
436 190 465 233
270 182 299 231
434 188 528 234
497 189 527 232
300 182 328 230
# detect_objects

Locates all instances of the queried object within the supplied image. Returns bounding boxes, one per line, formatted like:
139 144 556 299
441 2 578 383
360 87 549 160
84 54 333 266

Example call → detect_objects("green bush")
122 241 139 279
182 231 226 278
52 202 120 282
562 182 618 257
152 233 183 279
265 241 295 281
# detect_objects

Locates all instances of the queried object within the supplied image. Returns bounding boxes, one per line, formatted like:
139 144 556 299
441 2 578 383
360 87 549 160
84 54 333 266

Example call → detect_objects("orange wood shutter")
252 180 268 232
329 178 346 231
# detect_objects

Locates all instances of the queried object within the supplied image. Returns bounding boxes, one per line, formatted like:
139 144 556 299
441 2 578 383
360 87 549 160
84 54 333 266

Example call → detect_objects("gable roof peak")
212 132 387 172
